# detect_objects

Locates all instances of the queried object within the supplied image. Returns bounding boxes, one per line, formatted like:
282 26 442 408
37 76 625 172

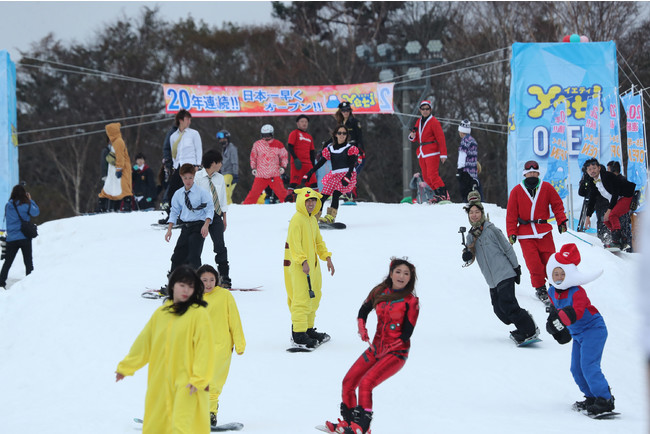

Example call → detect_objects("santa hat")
545 243 602 290
419 100 432 108
458 119 471 134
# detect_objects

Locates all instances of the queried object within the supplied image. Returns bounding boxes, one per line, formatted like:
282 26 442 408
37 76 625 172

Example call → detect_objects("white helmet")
261 124 274 135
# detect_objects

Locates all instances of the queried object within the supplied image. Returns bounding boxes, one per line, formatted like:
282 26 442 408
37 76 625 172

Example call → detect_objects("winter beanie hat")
522 160 541 177
458 119 471 134
545 243 602 290
464 191 486 231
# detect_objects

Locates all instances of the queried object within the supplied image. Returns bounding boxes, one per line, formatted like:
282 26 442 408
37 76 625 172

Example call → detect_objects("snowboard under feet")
315 425 333 432
587 411 620 420
135 418 243 431
318 222 347 230
516 337 542 347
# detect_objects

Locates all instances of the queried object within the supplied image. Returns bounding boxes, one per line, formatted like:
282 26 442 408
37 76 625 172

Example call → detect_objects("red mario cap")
555 243 581 266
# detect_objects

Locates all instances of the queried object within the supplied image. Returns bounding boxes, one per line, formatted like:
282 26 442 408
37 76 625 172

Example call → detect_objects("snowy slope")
0 202 645 434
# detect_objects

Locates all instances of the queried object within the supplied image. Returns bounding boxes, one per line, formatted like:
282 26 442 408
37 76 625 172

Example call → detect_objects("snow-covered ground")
0 202 646 433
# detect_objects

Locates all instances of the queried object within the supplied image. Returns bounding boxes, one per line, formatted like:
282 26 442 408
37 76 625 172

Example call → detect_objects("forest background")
14 1 650 222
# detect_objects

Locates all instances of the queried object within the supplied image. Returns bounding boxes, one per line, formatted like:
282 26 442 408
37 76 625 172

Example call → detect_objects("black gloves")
341 171 352 187
546 306 572 345
293 158 302 170
116 170 122 179
456 168 463 178
514 265 521 285
558 220 567 234
508 235 517 245
462 248 473 262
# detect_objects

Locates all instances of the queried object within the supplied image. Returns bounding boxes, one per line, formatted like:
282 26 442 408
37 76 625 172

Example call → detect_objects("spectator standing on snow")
456 119 481 200
242 124 288 205
324 258 419 434
217 130 239 205
98 122 133 211
132 153 157 210
0 184 39 290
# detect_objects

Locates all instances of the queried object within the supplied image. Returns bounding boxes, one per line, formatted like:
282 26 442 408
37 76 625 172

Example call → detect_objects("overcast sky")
0 1 276 61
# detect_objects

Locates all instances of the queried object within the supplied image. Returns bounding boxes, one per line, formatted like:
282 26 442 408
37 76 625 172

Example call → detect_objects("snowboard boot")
291 331 318 349
325 402 353 433
535 285 551 306
210 412 217 427
284 189 295 203
510 326 539 345
307 327 331 344
572 396 596 412
586 396 615 415
345 406 372 434
218 262 231 289
319 207 337 224
609 229 623 249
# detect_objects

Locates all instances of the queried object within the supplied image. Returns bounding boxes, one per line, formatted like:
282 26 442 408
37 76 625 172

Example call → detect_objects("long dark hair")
197 264 220 286
331 125 349 146
365 258 417 308
164 265 207 315
334 108 353 125
9 184 29 205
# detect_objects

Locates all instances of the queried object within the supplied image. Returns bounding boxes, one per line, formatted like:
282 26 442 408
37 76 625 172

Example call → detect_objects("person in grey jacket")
462 191 539 345
217 130 239 205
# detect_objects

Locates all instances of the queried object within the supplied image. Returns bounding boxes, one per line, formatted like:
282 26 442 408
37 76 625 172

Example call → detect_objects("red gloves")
357 318 369 342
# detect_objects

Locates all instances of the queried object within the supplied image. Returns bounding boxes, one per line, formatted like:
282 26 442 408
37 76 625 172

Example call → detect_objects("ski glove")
558 220 568 234
293 158 302 170
341 172 352 187
357 318 369 342
508 235 517 245
116 169 122 179
462 248 473 262
514 265 521 285
233 174 239 183
546 315 565 334
558 306 577 325
456 168 463 178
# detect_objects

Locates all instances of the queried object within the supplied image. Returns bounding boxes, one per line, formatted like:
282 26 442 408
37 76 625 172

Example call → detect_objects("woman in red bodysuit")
324 258 420 434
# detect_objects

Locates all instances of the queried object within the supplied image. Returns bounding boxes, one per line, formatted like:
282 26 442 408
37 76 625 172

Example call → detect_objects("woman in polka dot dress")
301 125 359 224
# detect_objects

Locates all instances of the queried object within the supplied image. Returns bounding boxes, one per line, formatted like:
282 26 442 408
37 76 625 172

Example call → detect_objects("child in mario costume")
545 243 615 416
284 187 335 350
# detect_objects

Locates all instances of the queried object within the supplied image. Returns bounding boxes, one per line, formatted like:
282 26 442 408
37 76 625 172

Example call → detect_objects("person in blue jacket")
1 184 40 289
545 243 614 416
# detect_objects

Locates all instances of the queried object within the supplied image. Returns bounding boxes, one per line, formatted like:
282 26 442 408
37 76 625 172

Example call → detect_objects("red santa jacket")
409 115 447 159
506 180 567 239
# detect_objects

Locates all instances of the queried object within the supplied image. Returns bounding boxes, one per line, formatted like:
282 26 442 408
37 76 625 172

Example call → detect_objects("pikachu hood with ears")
294 187 323 218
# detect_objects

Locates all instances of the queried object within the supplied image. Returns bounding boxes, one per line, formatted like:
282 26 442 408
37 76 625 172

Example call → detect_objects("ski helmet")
216 130 230 140
260 124 274 136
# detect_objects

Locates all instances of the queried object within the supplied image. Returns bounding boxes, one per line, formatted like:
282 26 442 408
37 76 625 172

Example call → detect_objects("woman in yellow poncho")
197 264 246 428
116 265 215 434
284 187 335 350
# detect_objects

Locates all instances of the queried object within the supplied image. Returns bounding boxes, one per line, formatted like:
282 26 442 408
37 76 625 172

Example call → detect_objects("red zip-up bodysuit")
341 288 419 409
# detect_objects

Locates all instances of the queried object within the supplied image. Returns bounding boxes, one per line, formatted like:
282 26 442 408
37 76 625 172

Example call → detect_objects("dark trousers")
163 169 184 216
170 221 206 272
489 278 535 336
208 213 229 278
0 239 33 286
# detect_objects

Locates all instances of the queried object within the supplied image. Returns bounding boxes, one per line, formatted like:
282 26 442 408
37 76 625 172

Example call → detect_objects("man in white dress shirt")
195 149 232 288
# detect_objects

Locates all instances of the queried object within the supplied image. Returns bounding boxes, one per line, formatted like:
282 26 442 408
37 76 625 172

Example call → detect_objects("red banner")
163 82 394 117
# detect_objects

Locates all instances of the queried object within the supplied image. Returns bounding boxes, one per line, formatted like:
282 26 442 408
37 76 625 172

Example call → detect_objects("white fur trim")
458 125 471 134
522 167 540 176
546 254 602 290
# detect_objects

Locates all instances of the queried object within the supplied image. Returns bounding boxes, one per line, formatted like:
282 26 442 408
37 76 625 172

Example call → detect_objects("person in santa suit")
286 114 317 202
408 100 448 202
545 243 614 416
506 160 567 306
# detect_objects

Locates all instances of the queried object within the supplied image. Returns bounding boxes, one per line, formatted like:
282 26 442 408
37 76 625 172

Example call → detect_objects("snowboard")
286 346 317 353
587 411 620 420
516 337 542 347
134 418 243 431
319 222 347 230
315 425 333 432
151 223 181 230
141 286 263 299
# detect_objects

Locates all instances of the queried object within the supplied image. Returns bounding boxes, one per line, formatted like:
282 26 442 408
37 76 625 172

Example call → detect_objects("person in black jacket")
577 162 609 242
583 158 635 249
132 153 157 209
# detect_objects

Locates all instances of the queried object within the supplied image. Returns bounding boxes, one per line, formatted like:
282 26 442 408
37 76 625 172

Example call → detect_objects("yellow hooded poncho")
117 304 215 434
283 187 332 332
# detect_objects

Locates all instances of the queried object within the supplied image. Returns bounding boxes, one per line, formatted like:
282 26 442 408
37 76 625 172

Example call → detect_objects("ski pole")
565 230 594 246
307 274 315 298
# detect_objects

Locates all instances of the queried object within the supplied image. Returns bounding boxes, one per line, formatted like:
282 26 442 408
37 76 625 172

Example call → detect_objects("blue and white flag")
621 91 647 210
577 94 600 170
546 100 569 198
602 91 623 173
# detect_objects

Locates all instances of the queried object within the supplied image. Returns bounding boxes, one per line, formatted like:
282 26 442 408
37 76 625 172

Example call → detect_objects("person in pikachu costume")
115 266 215 434
99 122 133 202
284 187 335 350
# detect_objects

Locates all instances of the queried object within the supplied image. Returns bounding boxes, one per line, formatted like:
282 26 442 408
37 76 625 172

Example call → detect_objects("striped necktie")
185 190 206 211
209 177 222 216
